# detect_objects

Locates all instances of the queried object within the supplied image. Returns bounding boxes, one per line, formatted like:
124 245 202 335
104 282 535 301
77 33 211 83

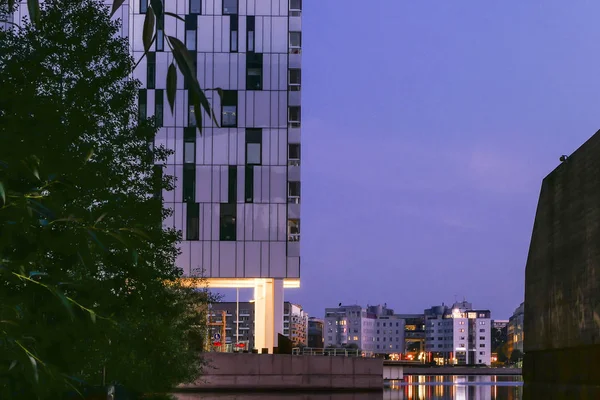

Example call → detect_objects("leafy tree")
510 349 524 363
495 343 509 363
0 0 217 397
1 0 219 135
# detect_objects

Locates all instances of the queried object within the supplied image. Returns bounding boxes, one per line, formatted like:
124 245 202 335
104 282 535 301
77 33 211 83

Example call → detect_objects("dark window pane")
228 166 237 203
155 89 163 127
221 90 237 127
288 181 300 197
245 166 253 203
220 204 236 241
247 15 255 30
189 0 201 14
147 52 156 89
138 89 147 121
223 0 238 15
288 143 300 160
152 164 163 201
186 203 200 240
183 164 195 202
185 14 198 29
140 0 148 13
288 106 301 126
290 0 302 10
246 53 262 90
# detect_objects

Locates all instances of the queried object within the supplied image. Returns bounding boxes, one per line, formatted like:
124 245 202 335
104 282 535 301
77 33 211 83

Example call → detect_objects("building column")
253 278 284 353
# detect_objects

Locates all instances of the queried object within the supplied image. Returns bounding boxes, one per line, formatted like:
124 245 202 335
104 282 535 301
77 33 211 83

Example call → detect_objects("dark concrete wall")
524 130 600 390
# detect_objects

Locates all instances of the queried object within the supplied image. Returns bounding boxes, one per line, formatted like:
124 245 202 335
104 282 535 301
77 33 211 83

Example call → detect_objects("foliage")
510 349 524 363
0 0 217 397
1 0 219 135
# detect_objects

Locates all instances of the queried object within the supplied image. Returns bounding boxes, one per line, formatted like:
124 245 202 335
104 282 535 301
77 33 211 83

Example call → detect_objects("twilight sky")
228 1 600 320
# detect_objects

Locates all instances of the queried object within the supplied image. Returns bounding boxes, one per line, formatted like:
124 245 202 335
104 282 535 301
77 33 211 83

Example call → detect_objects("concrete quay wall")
524 130 600 392
178 353 383 391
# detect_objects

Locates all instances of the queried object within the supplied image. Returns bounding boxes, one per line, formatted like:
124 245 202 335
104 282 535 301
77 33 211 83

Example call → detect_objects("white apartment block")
323 304 405 355
10 0 303 353
424 301 492 365
283 301 308 346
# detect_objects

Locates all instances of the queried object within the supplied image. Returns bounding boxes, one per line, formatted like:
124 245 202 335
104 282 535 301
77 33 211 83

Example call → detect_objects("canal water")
173 375 523 400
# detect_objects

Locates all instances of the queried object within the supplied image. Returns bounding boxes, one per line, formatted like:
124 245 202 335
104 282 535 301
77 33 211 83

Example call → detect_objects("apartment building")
424 301 492 365
283 301 308 346
323 304 405 355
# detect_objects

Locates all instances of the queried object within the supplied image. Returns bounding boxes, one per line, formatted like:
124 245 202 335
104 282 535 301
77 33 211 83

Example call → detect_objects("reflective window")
223 0 238 15
184 142 195 164
189 0 201 14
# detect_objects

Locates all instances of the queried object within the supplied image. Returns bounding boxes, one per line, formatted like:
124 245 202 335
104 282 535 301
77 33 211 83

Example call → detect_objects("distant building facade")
208 301 255 350
507 302 524 355
284 301 308 346
307 317 324 348
323 304 405 354
397 313 426 357
424 301 492 365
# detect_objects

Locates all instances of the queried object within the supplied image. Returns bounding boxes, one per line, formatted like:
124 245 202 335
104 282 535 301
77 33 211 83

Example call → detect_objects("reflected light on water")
174 375 523 400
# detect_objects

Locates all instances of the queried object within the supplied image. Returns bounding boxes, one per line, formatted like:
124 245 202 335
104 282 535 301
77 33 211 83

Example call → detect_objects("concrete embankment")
177 353 383 391
402 366 521 376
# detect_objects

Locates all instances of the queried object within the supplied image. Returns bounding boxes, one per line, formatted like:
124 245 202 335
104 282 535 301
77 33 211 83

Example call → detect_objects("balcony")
288 195 300 204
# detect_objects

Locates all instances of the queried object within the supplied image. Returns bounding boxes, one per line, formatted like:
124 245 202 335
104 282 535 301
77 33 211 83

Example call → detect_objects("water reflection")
386 375 523 400
172 375 523 400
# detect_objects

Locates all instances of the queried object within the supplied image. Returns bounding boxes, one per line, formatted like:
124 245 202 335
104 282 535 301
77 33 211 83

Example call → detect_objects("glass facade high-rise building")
11 0 303 352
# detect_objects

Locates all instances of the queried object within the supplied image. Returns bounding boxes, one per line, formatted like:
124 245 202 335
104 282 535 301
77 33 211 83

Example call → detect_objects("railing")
292 347 362 357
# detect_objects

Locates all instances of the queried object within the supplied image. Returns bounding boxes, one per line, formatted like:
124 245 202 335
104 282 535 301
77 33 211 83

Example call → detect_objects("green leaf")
27 0 39 26
110 0 126 17
149 0 163 19
142 6 155 53
0 182 5 205
89 310 97 324
9 360 17 371
166 62 177 113
95 212 108 224
87 229 106 251
85 147 94 162
120 227 152 241
167 36 219 132
27 354 38 383
164 11 185 22
49 286 75 321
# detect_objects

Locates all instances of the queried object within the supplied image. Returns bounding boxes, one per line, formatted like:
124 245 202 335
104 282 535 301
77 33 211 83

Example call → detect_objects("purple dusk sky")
226 1 600 320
